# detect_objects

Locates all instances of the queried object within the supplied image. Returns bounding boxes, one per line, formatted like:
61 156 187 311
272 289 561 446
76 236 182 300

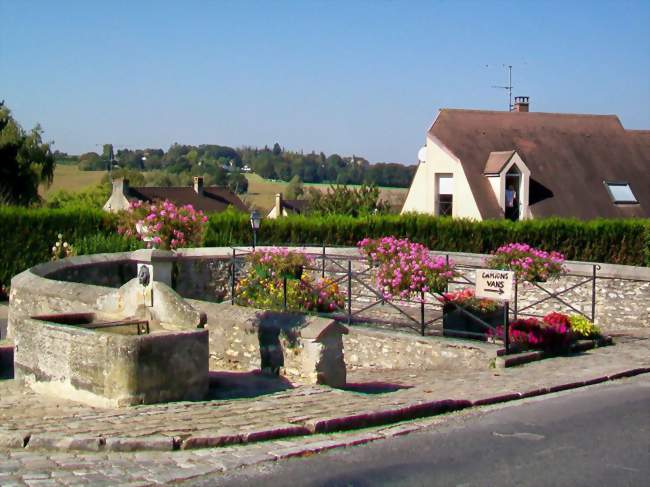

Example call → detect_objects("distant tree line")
63 141 416 190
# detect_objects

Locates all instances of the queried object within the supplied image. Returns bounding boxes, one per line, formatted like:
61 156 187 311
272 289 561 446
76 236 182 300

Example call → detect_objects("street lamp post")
250 210 261 249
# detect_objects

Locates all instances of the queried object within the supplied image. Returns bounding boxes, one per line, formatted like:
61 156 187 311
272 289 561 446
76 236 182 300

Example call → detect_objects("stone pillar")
131 249 176 287
298 320 348 388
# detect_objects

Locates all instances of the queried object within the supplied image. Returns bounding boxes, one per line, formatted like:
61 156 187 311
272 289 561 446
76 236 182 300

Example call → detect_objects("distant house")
402 97 650 220
266 193 308 219
103 176 248 213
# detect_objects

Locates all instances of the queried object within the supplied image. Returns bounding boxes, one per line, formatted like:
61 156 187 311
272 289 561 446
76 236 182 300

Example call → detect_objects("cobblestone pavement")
2 329 649 452
0 414 454 486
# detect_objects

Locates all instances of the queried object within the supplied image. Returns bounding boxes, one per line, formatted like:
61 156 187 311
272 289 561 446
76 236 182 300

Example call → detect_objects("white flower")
58 233 63 239
56 242 61 247
63 242 68 248
52 246 57 252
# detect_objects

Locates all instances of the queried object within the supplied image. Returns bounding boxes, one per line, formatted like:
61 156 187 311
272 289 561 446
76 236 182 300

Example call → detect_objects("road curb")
5 366 650 453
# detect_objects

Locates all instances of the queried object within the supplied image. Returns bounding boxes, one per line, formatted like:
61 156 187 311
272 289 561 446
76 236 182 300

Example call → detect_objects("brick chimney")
513 96 530 112
193 176 204 195
275 193 283 217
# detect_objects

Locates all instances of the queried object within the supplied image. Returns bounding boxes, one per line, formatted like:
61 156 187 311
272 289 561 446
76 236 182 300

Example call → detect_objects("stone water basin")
14 312 208 408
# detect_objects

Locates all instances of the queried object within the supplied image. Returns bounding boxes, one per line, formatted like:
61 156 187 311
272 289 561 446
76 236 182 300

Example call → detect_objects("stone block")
205 304 348 387
14 318 209 407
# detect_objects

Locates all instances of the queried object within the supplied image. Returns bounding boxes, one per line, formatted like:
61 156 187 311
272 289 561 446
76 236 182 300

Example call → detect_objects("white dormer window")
604 181 638 204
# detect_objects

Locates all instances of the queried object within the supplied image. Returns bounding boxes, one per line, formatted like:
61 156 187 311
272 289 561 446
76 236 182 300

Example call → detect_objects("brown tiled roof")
283 199 308 213
266 199 308 215
429 109 650 219
127 186 248 213
484 150 516 175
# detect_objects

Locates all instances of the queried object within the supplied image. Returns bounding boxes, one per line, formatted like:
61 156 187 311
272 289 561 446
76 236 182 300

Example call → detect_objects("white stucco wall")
401 135 482 219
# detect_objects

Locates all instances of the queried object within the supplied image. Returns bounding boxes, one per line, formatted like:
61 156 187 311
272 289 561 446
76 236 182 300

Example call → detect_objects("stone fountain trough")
15 313 208 408
10 251 210 408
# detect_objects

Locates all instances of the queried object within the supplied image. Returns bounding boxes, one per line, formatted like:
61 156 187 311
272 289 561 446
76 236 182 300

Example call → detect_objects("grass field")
39 165 105 198
243 174 408 211
38 165 408 210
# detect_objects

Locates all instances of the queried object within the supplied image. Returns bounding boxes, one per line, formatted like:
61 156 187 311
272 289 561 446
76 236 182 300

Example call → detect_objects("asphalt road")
194 375 650 487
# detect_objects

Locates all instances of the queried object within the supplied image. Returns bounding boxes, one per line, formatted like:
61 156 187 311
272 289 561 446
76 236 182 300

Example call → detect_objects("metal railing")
185 244 604 355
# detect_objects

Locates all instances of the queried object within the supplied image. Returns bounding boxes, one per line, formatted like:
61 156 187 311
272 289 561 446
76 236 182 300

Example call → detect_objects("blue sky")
1 0 649 163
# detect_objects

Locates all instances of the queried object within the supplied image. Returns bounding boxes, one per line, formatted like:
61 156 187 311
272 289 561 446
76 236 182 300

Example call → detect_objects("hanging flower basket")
485 243 566 283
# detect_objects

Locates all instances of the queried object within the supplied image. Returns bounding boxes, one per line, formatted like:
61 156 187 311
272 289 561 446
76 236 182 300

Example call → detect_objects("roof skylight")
604 182 638 204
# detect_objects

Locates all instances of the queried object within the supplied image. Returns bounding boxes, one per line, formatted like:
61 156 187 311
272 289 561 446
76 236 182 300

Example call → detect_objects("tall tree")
101 144 114 169
285 175 304 199
0 102 55 205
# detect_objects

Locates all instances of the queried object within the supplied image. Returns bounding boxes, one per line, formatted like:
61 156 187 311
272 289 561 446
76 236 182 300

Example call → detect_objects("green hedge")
207 213 650 266
1 207 649 290
0 207 118 288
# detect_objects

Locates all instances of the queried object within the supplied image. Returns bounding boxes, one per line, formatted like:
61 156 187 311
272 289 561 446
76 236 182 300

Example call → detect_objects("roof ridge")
438 108 620 118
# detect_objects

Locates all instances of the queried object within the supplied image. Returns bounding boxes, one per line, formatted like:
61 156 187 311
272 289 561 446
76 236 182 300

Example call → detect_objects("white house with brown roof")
266 193 308 219
402 97 650 220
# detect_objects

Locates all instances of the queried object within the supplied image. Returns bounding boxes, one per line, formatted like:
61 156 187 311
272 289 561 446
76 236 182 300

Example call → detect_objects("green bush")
75 233 144 255
0 206 118 288
1 207 649 291
206 213 650 266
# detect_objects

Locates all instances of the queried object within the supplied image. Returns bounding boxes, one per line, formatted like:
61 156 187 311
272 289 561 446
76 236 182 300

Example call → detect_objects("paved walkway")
1 300 649 485
2 329 649 453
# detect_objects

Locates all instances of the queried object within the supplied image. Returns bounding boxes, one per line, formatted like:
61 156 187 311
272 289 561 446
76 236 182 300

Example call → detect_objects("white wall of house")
401 135 482 219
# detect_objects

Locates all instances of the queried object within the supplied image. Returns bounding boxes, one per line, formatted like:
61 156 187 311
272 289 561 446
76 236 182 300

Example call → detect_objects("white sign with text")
475 269 514 302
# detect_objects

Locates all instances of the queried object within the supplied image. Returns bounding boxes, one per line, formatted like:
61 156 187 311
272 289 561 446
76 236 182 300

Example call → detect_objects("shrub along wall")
1 207 649 290
206 212 650 267
0 207 120 289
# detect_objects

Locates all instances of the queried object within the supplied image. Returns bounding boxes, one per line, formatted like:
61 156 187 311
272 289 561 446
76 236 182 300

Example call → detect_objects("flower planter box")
442 304 504 340
495 336 614 367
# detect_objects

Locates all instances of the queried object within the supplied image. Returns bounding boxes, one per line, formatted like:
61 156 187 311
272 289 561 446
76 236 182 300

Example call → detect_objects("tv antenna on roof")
490 64 513 111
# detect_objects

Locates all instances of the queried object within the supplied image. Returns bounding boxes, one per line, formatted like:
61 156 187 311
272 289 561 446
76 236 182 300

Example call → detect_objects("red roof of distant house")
128 186 248 213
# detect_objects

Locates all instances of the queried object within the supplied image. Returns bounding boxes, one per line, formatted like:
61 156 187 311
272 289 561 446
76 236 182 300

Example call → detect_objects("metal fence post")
504 301 510 354
420 291 425 336
591 264 597 322
347 260 352 325
322 243 326 278
445 254 450 292
230 248 236 305
283 276 287 311
514 276 518 320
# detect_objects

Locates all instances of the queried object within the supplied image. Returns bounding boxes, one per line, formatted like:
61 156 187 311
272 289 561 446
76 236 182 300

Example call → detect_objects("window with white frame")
604 181 638 204
436 174 453 216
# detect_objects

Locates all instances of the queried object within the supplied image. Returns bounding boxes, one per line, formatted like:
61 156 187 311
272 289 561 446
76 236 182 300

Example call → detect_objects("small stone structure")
10 251 209 407
14 316 208 408
203 303 348 387
8 245 649 407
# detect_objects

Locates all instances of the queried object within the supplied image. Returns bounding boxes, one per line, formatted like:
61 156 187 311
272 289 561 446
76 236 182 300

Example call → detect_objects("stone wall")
195 302 347 387
200 302 492 377
343 326 492 370
14 318 208 408
45 260 137 288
